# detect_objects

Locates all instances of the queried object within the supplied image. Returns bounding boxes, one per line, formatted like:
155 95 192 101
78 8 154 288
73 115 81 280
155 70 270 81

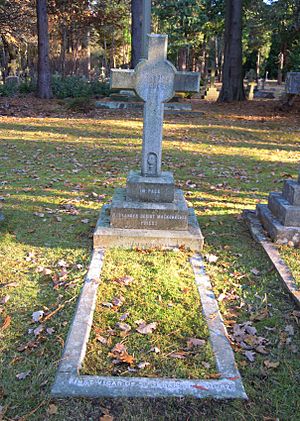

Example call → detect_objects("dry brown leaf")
1 315 11 330
187 337 206 348
169 351 188 359
264 360 280 369
100 415 114 421
136 322 157 335
47 404 58 415
113 276 134 286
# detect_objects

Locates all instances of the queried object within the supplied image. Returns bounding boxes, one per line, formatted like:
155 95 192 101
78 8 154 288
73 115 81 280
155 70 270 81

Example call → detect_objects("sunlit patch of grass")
278 246 300 287
0 101 300 419
83 248 216 379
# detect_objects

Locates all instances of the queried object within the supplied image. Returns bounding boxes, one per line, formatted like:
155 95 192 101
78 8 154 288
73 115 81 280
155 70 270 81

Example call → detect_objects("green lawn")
0 99 300 420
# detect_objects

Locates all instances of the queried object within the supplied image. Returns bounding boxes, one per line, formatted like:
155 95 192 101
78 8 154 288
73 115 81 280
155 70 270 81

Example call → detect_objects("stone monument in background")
256 170 300 247
94 34 204 250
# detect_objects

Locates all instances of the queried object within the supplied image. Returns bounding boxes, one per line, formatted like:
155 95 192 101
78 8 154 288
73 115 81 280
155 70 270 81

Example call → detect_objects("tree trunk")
218 0 245 102
277 44 286 85
36 0 52 98
256 50 260 80
131 0 143 68
60 23 67 77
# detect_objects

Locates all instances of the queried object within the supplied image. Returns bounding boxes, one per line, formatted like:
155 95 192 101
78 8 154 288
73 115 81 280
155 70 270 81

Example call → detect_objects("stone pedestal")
257 176 300 246
94 171 204 250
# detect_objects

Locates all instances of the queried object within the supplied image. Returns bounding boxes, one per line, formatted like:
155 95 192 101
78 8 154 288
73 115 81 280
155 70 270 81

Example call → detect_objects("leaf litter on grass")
82 248 216 379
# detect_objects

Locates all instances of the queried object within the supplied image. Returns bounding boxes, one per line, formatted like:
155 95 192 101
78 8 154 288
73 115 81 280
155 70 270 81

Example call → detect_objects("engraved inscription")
114 212 186 221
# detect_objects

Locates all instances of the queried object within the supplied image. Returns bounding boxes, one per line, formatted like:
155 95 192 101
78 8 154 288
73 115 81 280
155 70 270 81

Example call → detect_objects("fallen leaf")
0 295 10 305
33 325 44 336
47 404 58 415
16 371 31 380
244 350 256 362
208 373 222 379
119 313 129 322
205 254 219 263
187 338 206 348
284 325 295 336
251 268 261 276
150 346 160 354
137 361 150 369
111 296 124 307
96 335 108 345
100 415 114 421
264 360 280 369
116 322 131 332
169 351 188 359
1 315 11 330
102 302 113 308
113 276 134 286
45 327 54 335
136 322 157 335
32 310 44 323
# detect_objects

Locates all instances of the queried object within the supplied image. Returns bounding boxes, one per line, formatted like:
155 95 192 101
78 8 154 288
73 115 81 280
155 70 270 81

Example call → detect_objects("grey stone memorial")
94 34 203 250
256 170 300 246
286 72 300 95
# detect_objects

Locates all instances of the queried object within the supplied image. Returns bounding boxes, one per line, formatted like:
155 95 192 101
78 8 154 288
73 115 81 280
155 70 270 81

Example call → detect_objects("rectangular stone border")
243 210 300 308
51 250 247 399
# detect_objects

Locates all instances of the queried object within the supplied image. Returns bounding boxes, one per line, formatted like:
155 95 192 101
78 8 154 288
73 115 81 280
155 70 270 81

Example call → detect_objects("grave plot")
51 248 247 399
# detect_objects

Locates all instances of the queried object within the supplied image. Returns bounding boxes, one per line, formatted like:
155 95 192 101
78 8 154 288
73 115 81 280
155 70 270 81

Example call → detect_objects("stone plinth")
111 188 188 230
126 170 174 203
257 176 300 246
94 204 204 251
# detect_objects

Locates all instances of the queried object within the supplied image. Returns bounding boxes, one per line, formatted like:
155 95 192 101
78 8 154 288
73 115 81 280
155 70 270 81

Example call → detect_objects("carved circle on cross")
135 59 176 103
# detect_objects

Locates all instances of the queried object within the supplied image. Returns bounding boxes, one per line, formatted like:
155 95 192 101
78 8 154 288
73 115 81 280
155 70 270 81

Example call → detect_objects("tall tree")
131 0 143 67
36 0 52 98
218 0 245 102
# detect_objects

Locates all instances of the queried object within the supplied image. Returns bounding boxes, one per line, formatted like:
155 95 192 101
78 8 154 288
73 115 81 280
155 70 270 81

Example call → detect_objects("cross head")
111 34 200 177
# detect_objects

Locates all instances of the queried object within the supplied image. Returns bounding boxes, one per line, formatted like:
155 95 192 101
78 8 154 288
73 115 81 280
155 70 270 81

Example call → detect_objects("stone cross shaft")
111 34 200 177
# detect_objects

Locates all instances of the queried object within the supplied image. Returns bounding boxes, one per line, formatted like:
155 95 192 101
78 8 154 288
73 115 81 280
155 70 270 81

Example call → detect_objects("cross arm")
110 69 135 90
174 72 201 93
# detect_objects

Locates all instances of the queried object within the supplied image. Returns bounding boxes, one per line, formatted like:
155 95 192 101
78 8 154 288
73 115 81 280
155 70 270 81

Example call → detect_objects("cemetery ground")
0 97 300 420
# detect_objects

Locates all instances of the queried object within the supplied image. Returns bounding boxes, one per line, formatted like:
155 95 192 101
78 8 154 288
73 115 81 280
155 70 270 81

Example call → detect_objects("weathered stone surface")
174 72 200 92
268 192 300 227
286 72 300 95
111 188 188 230
94 204 203 250
51 249 246 399
126 170 174 203
110 34 200 177
283 179 300 206
257 204 300 245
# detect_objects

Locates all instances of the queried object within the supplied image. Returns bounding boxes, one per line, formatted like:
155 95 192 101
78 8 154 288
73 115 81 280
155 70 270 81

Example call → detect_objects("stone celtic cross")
111 34 200 177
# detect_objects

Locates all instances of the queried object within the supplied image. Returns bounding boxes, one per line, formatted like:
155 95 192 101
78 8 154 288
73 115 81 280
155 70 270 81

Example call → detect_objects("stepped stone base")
268 192 300 227
257 204 300 246
94 204 204 251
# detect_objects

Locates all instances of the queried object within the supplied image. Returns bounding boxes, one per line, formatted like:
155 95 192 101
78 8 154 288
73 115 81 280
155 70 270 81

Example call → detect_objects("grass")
83 248 215 379
0 98 300 420
279 246 300 287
